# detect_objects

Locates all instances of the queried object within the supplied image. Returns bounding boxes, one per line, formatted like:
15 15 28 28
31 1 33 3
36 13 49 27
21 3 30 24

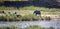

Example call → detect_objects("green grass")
0 6 59 21
0 14 51 21
19 6 60 12
0 6 60 15
0 6 17 10
20 14 40 21
0 6 60 12
0 26 22 29
2 10 60 15
0 25 55 29
25 25 54 29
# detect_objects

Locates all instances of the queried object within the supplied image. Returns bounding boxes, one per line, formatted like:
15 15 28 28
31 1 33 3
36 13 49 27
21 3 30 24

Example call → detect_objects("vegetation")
0 6 60 15
47 27 55 29
0 6 60 12
25 25 54 29
20 14 39 21
0 26 22 29
0 14 51 21
0 25 55 29
0 6 59 21
42 16 51 21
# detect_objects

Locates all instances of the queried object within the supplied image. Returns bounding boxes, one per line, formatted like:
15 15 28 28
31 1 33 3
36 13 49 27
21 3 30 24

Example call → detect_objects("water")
0 20 60 29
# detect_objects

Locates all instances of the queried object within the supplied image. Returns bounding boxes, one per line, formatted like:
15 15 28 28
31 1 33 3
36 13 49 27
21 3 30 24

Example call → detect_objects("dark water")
0 20 60 29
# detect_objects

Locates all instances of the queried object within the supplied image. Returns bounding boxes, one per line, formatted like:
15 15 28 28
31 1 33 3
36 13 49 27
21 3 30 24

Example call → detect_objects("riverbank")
0 14 52 21
0 6 60 21
0 13 60 21
0 25 55 29
0 26 22 29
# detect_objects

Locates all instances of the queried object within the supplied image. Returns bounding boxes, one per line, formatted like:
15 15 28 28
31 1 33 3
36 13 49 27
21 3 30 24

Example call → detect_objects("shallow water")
0 20 60 29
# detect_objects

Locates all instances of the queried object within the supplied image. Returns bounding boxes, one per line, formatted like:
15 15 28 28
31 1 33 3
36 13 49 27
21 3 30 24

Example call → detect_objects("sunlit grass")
0 25 55 29
0 26 22 29
0 6 60 12
2 10 60 15
0 6 60 15
0 6 17 10
0 14 52 21
25 25 54 29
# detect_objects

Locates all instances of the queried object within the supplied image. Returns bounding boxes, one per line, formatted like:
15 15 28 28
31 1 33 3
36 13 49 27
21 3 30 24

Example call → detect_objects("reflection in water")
0 21 60 29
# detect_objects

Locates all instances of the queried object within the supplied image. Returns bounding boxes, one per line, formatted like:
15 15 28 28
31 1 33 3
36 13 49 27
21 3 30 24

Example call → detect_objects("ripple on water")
0 21 60 28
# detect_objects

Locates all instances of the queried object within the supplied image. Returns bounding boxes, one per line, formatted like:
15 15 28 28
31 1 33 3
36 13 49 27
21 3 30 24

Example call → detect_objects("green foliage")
20 14 39 21
6 15 16 20
0 16 7 21
0 6 60 15
26 25 54 29
26 25 45 29
0 26 22 29
0 6 17 10
0 25 54 29
0 14 52 21
0 16 6 19
0 6 60 12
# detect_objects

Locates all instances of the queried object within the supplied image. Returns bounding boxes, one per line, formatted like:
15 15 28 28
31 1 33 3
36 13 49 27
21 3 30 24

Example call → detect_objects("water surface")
0 20 60 29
